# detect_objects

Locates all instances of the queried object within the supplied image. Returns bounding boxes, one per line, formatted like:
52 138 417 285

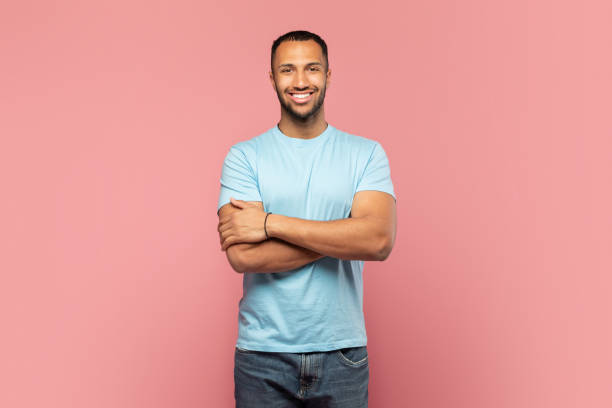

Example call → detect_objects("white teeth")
292 93 311 99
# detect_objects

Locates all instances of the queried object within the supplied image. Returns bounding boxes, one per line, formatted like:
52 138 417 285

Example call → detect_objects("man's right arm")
218 202 325 274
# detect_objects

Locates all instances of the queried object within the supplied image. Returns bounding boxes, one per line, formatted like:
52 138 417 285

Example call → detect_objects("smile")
288 92 314 104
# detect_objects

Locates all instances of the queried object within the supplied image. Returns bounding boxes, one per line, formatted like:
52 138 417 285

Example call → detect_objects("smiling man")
217 30 396 407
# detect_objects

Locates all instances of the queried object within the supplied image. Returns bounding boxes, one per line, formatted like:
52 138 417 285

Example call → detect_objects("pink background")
1 1 611 407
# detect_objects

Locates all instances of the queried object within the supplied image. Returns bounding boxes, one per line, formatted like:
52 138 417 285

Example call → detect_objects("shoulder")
331 126 382 154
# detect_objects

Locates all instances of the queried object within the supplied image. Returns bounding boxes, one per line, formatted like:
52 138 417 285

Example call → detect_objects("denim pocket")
336 346 368 367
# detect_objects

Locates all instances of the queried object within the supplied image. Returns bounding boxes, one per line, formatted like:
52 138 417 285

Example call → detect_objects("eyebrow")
278 62 323 68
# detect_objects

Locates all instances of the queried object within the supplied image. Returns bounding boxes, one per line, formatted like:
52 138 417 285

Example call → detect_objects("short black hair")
271 30 328 73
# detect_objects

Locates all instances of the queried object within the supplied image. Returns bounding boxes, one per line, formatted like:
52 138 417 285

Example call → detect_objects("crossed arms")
217 190 397 274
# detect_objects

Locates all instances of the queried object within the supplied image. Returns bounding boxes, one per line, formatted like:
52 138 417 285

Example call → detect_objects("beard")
275 82 327 121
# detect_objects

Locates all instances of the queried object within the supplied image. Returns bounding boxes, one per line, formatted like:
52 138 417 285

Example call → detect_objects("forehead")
274 40 324 66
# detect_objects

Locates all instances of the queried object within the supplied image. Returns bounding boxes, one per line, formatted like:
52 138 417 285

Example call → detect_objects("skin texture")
217 39 397 273
217 201 325 274
269 39 331 140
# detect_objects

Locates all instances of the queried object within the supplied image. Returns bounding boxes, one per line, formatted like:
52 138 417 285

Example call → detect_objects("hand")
218 197 268 251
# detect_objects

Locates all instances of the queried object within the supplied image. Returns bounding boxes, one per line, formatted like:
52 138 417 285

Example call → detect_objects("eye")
309 67 320 71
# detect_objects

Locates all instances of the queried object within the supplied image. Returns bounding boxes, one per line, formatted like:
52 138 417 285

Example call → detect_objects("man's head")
269 31 331 122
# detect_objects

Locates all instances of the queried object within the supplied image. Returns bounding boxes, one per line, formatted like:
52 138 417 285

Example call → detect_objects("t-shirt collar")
272 122 335 148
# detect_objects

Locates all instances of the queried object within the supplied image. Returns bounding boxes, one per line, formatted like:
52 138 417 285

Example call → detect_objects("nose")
293 69 308 89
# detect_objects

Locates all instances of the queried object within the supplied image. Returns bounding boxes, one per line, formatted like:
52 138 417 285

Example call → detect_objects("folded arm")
218 190 397 264
218 202 324 274
266 190 396 261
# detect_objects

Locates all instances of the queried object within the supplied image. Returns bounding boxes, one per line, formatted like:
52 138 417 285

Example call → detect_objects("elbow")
226 245 249 274
228 255 245 274
373 236 393 261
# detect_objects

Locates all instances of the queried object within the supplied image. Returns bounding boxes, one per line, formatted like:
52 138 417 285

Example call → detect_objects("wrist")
264 212 272 240
265 213 280 239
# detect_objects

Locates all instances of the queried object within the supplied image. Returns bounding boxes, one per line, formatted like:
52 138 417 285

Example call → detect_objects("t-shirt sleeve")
355 142 396 201
217 145 262 214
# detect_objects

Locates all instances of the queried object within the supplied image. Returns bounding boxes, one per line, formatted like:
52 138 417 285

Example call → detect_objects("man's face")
270 40 331 121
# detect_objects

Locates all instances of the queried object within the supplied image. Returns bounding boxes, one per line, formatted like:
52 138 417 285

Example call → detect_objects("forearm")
227 238 324 274
266 214 390 261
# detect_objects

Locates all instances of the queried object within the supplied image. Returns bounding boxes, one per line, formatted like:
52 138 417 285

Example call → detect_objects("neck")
278 106 328 139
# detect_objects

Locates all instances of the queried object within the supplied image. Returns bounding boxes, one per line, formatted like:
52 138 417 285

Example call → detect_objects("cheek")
312 76 326 89
275 76 291 88
277 84 290 95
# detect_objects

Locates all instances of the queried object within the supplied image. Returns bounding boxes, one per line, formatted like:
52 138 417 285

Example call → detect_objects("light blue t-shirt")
217 123 396 352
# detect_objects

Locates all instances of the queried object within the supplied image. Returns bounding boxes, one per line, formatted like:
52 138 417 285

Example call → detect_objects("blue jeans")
234 345 369 407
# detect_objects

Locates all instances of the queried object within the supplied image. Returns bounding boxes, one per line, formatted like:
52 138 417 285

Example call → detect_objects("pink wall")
1 1 610 407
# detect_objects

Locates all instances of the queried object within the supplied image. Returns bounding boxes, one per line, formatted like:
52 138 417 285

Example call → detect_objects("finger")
222 236 235 251
220 229 231 241
230 197 247 209
218 216 234 230
218 222 231 233
221 230 235 248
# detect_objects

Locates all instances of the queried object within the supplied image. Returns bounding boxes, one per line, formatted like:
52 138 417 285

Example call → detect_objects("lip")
288 91 314 104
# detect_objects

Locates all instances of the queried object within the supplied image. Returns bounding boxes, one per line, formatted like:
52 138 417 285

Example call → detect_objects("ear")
269 70 276 90
326 67 331 86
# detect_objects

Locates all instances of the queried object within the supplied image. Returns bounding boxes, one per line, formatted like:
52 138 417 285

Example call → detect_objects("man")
217 30 396 407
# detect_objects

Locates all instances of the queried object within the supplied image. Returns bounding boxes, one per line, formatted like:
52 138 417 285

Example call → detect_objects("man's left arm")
220 190 396 261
